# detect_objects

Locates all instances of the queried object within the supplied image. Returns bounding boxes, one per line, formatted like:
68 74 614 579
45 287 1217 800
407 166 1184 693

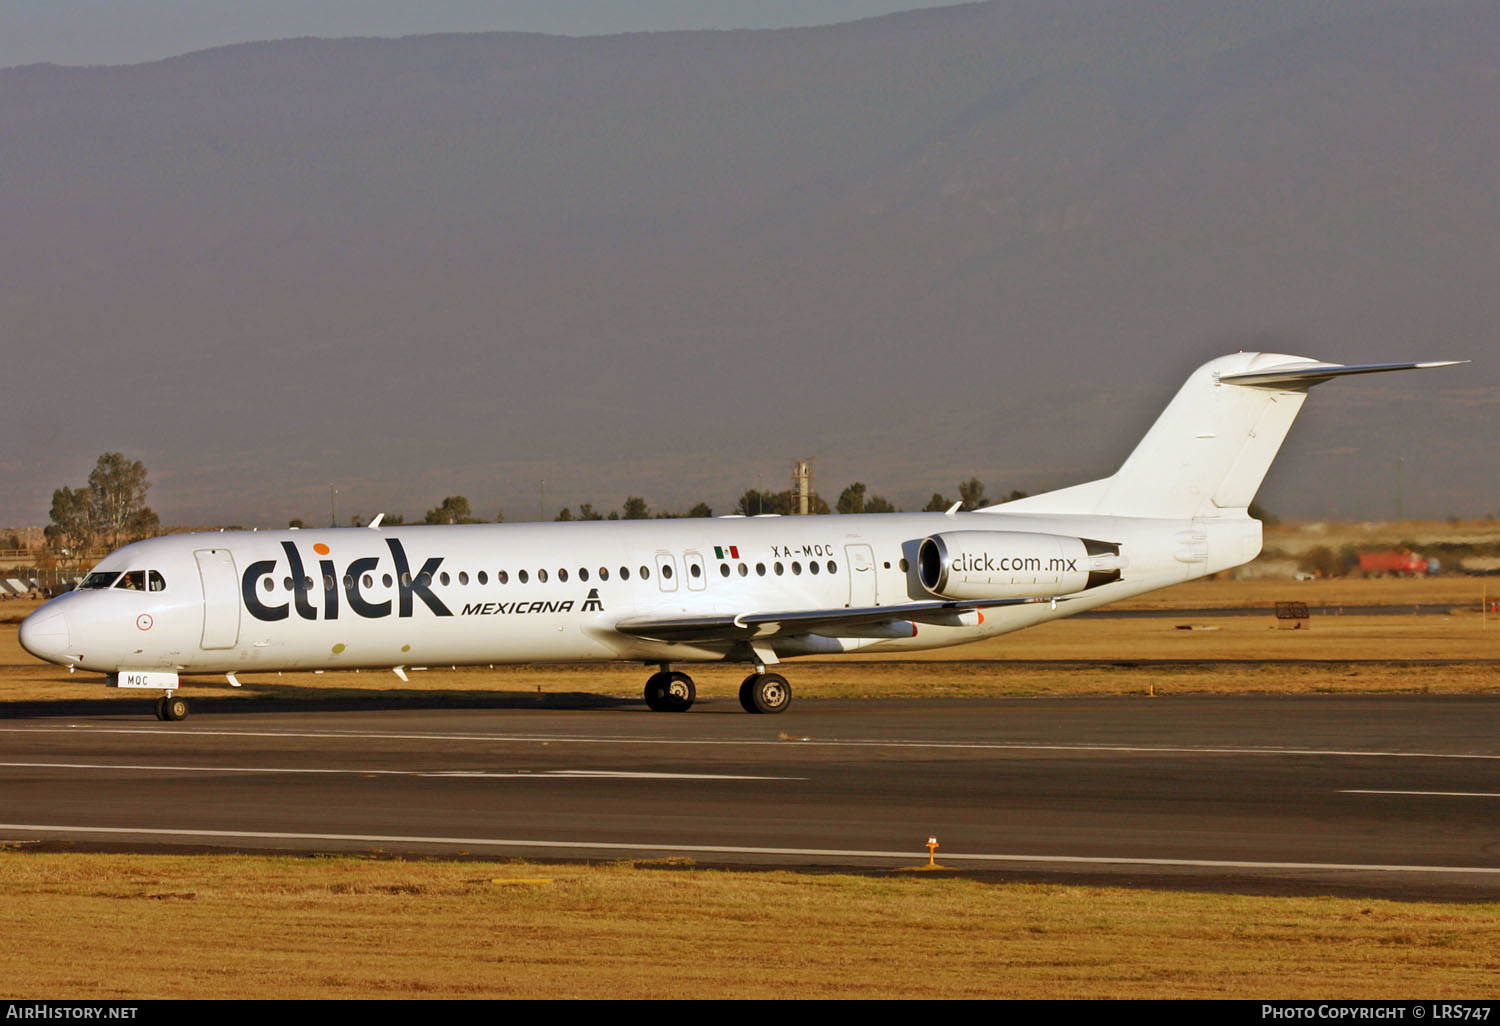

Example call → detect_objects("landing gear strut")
739 672 791 715
644 670 696 712
154 694 189 721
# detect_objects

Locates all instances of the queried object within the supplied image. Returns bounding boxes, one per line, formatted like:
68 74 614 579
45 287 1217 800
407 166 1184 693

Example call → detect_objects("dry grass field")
2 854 1498 999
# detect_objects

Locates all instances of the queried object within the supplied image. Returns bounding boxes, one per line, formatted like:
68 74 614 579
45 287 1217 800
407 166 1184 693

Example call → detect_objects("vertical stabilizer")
1096 352 1311 519
988 353 1463 520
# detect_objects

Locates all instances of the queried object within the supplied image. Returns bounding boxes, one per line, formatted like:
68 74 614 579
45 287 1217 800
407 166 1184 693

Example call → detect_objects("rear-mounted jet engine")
916 531 1124 600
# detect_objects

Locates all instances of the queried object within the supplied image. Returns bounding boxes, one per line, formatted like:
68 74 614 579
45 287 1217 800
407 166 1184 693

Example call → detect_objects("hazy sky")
2 0 1492 529
0 1 960 68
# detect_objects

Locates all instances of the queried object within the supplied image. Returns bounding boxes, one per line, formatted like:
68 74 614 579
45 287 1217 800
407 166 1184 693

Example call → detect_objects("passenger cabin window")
80 571 120 590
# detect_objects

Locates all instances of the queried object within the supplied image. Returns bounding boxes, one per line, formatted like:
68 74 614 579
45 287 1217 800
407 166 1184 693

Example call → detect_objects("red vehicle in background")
1357 550 1433 577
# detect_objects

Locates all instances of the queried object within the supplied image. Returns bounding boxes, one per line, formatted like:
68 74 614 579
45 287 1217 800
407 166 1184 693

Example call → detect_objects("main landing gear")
739 672 791 715
154 694 189 722
640 667 793 714
644 670 696 712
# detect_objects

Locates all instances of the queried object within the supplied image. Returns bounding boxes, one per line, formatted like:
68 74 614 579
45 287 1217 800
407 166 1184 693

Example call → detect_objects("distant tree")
45 486 94 554
554 507 574 522
1248 500 1279 525
736 489 783 516
3 533 21 550
923 493 951 513
45 453 159 553
288 518 305 529
735 488 828 516
1299 545 1340 578
383 514 406 526
349 514 364 527
864 494 896 514
957 477 988 511
1000 489 1029 503
837 483 868 515
494 509 505 523
89 453 157 548
424 495 479 524
621 496 650 520
688 502 713 518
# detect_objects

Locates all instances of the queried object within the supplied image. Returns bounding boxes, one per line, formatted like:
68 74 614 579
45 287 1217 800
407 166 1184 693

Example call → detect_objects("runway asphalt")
3 693 1499 900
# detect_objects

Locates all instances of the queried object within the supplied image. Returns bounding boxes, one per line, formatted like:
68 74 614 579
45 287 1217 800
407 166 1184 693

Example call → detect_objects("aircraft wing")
613 595 1064 644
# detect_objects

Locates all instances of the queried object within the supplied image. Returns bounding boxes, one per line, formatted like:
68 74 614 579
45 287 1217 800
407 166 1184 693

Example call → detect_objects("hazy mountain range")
2 0 1495 527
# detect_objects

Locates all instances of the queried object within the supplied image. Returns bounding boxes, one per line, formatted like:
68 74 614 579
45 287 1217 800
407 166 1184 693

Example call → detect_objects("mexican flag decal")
714 545 740 560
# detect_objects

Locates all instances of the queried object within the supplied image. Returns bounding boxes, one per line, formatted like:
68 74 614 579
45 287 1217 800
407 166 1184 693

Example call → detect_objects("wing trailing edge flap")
613 596 1065 645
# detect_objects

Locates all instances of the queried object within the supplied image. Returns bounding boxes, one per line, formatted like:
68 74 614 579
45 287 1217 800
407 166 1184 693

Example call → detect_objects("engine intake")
916 531 1124 600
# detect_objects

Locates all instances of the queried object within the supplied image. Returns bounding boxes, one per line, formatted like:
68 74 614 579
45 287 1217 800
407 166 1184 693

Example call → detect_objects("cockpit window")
115 570 148 591
79 571 120 590
148 571 167 592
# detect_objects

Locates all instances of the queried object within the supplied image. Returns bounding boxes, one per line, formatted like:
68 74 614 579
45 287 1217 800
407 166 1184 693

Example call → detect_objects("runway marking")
1343 789 1500 798
0 761 799 781
1 822 1498 876
1 726 1496 762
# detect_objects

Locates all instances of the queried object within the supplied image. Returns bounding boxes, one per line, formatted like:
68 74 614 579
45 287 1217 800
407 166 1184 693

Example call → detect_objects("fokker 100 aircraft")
19 352 1460 720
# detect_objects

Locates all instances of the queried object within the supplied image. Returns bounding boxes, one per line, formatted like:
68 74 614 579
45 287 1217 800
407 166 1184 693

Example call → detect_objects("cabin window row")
255 558 844 593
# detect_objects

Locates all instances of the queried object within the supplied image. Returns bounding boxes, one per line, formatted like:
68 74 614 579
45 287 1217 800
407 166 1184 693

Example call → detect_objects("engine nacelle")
916 531 1124 600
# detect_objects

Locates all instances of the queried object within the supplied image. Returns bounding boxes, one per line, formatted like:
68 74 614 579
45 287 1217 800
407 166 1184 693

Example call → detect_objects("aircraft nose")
18 608 70 663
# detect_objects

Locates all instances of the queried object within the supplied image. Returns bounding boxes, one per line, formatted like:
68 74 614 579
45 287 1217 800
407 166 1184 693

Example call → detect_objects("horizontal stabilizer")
1218 360 1466 388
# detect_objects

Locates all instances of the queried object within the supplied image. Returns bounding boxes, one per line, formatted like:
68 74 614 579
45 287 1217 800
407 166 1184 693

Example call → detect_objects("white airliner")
19 352 1461 720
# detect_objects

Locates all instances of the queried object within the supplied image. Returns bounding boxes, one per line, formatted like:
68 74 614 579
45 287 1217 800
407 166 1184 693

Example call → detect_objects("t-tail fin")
989 353 1464 520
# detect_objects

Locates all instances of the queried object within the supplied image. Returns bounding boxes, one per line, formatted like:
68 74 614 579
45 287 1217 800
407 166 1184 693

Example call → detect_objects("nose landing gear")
154 695 189 721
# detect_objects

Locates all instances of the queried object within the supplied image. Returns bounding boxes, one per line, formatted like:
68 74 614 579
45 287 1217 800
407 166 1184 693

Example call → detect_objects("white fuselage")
19 511 1259 677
